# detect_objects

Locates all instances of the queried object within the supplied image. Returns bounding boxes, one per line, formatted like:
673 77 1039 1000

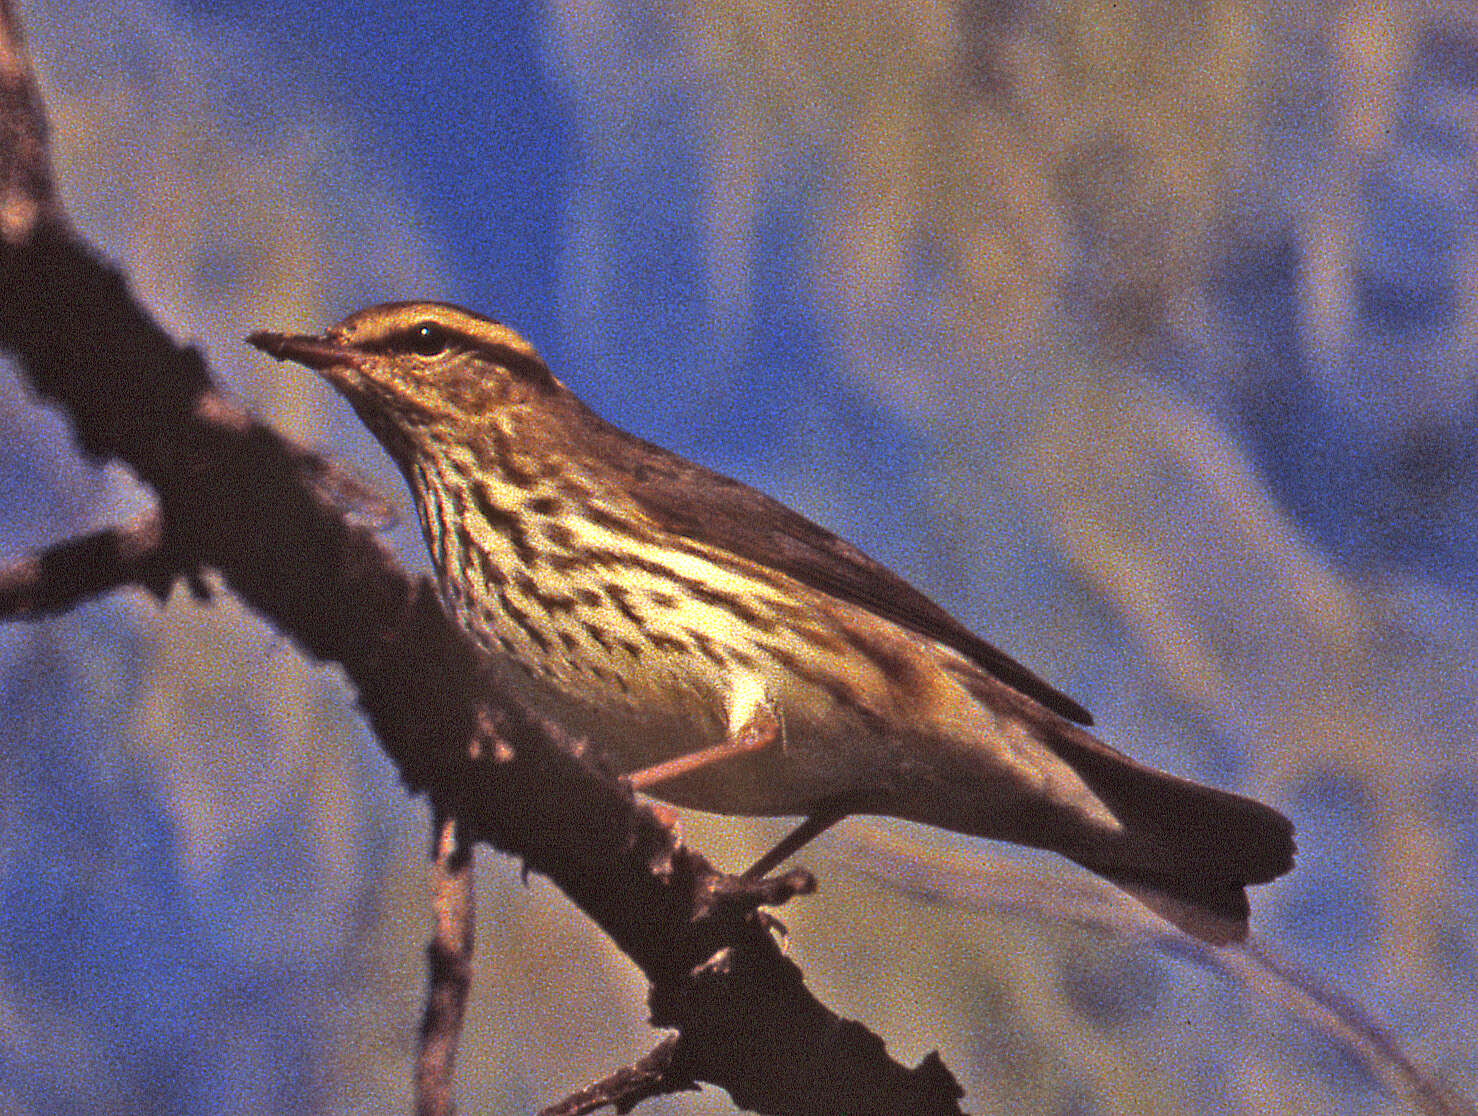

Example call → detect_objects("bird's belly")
463 614 908 817
438 556 934 817
485 638 730 767
482 643 874 816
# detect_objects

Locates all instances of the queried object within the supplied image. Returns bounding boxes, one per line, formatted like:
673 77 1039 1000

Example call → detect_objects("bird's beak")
247 330 357 370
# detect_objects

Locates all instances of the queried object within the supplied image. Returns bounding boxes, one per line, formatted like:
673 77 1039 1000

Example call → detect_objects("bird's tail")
1040 720 1295 944
915 678 1295 945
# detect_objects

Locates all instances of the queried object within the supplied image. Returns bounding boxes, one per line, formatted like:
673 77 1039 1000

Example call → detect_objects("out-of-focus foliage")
2 0 1476 1113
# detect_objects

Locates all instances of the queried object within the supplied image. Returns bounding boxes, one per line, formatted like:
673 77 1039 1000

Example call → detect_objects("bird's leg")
626 704 780 792
626 706 850 879
741 803 851 879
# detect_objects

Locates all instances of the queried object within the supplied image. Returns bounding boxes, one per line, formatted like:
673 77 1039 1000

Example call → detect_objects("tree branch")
0 511 196 617
0 4 966 1113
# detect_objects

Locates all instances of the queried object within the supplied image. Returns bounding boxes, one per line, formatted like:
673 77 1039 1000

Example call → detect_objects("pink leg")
627 706 779 792
742 804 850 879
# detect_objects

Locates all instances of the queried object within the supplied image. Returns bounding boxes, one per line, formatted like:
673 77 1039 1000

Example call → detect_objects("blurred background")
2 0 1476 1111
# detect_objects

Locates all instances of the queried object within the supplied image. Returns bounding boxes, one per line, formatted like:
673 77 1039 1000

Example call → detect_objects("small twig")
301 453 400 530
415 814 475 1116
0 0 56 243
695 865 815 925
541 1036 691 1116
0 460 397 622
0 511 198 617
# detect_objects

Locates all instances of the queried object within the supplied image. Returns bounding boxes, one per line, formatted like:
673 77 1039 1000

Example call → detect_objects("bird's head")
249 302 561 463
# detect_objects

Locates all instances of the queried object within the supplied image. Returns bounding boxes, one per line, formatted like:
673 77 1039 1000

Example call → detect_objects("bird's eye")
407 322 449 357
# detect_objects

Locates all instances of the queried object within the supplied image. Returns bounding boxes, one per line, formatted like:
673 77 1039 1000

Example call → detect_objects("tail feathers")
928 736 1293 943
1104 871 1253 946
1047 720 1295 944
1045 719 1296 880
943 671 1295 944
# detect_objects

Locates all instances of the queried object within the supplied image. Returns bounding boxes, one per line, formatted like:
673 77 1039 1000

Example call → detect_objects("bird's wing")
575 413 1093 726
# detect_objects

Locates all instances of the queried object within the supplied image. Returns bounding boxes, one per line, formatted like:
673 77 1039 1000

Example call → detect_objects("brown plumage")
250 301 1294 944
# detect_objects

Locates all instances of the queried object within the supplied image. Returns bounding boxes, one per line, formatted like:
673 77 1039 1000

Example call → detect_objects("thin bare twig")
416 815 476 1116
0 511 199 617
0 0 54 242
542 1036 690 1116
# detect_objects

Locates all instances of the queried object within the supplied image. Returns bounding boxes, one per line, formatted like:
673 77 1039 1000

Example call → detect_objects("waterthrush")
249 302 1294 944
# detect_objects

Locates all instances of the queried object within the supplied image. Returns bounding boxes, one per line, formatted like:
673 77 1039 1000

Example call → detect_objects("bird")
249 301 1294 944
